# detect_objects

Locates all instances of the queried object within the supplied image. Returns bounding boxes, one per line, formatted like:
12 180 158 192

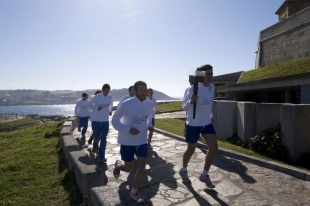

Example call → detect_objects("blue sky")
0 0 284 98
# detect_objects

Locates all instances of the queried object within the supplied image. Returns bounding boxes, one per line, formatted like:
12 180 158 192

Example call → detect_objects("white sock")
202 170 209 176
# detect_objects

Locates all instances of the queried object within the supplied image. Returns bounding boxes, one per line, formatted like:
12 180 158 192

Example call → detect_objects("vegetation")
0 117 41 132
157 101 182 113
0 118 82 206
238 56 310 83
248 128 289 162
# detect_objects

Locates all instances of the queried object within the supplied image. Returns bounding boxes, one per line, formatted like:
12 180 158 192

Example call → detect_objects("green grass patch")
0 122 82 205
0 117 41 132
157 101 182 112
239 56 310 83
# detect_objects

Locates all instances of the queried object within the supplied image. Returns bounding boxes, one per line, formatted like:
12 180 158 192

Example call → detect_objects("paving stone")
65 113 310 206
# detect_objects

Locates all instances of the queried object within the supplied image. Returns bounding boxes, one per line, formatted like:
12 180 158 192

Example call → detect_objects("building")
214 1 310 104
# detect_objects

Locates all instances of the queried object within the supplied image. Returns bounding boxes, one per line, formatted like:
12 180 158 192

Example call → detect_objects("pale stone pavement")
72 113 310 206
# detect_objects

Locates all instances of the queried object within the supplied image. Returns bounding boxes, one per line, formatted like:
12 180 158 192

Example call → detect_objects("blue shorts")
185 124 216 143
120 144 148 162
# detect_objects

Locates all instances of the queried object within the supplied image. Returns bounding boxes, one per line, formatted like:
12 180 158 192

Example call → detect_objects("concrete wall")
256 103 281 134
214 101 310 163
301 84 310 103
257 6 310 67
237 102 257 144
280 104 310 163
214 100 237 140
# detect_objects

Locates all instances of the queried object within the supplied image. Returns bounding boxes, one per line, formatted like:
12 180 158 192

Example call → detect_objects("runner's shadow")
203 189 229 206
198 147 256 183
180 173 212 206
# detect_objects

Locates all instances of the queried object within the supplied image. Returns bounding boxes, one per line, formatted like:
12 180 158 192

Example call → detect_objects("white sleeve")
182 87 193 111
111 104 131 133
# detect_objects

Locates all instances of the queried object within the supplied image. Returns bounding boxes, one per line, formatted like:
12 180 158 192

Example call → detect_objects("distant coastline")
0 89 179 106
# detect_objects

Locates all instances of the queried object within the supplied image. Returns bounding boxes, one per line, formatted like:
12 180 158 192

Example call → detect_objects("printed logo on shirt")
202 97 213 105
132 115 148 124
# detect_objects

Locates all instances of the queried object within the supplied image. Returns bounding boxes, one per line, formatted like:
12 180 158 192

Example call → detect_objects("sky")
0 0 284 98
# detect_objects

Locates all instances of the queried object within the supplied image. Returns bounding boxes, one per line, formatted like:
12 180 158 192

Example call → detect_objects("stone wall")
213 100 310 163
256 6 310 67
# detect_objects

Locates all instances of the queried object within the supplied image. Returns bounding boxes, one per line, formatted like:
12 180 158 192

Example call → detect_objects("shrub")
226 134 245 147
248 128 289 162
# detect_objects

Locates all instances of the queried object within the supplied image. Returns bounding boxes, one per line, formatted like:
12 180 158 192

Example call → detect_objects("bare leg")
118 161 134 173
182 142 197 168
133 156 146 189
202 134 218 171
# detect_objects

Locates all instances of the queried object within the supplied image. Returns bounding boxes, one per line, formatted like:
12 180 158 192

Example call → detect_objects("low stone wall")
214 100 310 163
59 117 108 201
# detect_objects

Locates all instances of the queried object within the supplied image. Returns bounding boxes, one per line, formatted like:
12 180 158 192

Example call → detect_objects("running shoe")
113 160 121 179
130 190 144 204
199 174 215 188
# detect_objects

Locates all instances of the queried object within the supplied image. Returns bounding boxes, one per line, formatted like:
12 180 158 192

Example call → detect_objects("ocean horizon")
0 100 181 117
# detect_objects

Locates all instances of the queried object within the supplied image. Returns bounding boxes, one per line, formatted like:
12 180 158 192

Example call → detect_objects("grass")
155 118 272 161
157 101 182 112
0 119 82 206
0 117 41 132
238 56 310 83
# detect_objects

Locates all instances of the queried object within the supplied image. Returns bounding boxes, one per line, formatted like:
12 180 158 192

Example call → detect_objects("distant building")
214 2 310 104
276 0 310 21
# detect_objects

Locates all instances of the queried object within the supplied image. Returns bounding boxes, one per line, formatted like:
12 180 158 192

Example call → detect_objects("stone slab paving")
72 115 310 206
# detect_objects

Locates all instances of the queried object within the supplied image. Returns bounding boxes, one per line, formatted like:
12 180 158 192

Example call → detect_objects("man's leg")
81 117 88 138
202 134 218 171
133 156 146 189
98 122 109 161
182 142 197 168
199 133 218 188
92 122 100 152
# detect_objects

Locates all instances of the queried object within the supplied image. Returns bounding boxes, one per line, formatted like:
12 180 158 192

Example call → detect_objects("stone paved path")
73 115 310 206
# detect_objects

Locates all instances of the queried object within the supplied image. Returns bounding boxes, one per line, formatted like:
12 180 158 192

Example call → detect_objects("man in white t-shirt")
74 92 90 139
146 88 158 149
88 84 113 163
111 81 153 204
116 85 134 109
179 64 218 188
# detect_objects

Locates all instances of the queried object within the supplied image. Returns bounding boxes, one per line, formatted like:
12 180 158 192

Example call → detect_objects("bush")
226 134 245 147
248 128 289 162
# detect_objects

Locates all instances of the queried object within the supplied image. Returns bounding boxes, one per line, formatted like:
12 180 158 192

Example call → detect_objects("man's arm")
111 104 131 134
182 87 193 111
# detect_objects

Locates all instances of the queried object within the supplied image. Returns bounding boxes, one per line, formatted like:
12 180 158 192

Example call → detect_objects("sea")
0 100 180 117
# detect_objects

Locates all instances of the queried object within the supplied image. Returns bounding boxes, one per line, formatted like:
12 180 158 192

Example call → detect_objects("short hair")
128 86 134 91
82 93 88 97
94 90 101 95
196 64 213 72
147 88 153 93
134 81 147 91
102 84 110 91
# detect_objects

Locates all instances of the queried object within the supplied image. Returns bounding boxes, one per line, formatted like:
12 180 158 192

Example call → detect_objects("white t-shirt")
117 95 133 108
74 99 90 117
112 96 153 146
88 93 113 122
182 82 215 126
147 97 158 118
